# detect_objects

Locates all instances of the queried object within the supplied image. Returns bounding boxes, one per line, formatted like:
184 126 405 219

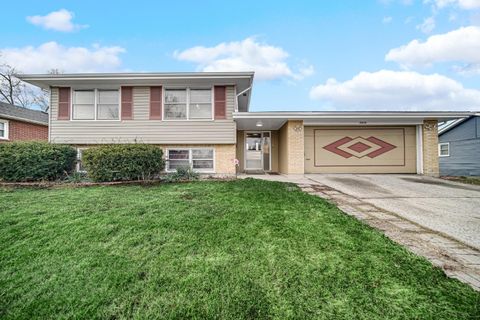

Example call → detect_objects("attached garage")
304 126 417 174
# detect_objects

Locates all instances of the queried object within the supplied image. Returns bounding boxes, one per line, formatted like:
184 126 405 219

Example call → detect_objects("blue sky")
1 0 480 111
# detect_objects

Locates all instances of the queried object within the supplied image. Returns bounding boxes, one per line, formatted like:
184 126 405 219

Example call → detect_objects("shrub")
0 141 76 182
164 167 200 183
82 144 165 182
65 171 89 184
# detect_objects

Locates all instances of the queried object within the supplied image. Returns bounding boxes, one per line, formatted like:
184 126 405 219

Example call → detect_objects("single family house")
18 72 473 177
0 102 48 142
438 115 480 176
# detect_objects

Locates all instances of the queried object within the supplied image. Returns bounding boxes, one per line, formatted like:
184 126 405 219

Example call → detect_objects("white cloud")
383 16 393 23
427 0 480 10
27 9 87 32
309 70 480 111
174 37 314 81
386 26 480 72
416 16 436 33
0 42 125 73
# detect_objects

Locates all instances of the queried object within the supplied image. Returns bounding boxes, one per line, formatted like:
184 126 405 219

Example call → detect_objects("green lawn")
442 176 480 186
0 179 478 319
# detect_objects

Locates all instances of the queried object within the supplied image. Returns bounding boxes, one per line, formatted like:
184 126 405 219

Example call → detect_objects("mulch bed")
0 176 235 189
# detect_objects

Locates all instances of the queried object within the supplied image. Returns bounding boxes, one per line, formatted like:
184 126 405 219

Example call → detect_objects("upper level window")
0 120 8 139
72 89 119 120
438 143 450 157
164 88 212 120
73 90 95 120
97 90 120 120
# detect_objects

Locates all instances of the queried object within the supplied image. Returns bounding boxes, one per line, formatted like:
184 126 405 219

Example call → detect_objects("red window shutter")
150 86 162 120
58 87 71 120
214 86 226 120
121 86 133 120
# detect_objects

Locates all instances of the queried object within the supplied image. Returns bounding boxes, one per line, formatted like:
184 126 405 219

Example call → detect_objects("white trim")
76 147 88 172
438 142 450 157
70 88 121 121
0 119 9 140
416 125 423 174
165 147 215 173
233 85 238 112
162 87 214 121
233 111 474 121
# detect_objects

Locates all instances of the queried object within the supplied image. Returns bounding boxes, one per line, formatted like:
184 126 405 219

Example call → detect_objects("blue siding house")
438 115 480 176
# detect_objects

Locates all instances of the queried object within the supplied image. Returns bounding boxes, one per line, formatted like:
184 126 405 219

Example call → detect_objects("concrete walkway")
239 174 480 291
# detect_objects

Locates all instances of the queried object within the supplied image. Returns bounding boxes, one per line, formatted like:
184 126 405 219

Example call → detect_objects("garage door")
304 127 417 173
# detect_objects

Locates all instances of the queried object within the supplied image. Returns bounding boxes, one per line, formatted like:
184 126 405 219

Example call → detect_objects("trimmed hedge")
82 144 165 182
0 141 77 182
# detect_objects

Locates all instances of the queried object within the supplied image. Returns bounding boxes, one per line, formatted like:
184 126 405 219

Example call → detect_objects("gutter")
0 114 48 126
233 111 475 120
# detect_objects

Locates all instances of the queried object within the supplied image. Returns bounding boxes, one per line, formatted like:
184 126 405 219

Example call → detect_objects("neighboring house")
438 115 480 176
0 102 48 142
18 72 473 177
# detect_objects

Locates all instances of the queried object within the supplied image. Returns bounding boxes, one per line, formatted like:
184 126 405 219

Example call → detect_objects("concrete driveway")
306 174 480 250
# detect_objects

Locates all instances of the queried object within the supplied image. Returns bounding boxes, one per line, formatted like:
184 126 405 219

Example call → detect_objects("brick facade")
0 119 48 143
422 120 440 177
278 120 304 174
214 144 236 175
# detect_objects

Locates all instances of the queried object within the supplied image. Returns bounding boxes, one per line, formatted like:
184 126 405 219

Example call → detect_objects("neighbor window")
0 120 8 139
72 89 119 120
438 143 450 157
167 148 214 172
164 88 212 120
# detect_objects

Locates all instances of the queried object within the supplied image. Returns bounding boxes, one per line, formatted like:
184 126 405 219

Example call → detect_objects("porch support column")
422 120 440 177
279 120 304 174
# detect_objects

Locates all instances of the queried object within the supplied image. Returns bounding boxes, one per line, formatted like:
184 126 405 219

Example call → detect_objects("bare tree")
0 62 54 112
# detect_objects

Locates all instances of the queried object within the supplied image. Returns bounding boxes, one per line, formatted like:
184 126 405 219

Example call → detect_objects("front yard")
0 179 478 319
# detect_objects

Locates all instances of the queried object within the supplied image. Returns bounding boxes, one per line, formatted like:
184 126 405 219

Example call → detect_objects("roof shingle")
0 102 48 125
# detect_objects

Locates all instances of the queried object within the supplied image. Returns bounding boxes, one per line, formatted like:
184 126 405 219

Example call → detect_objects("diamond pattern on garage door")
323 136 396 159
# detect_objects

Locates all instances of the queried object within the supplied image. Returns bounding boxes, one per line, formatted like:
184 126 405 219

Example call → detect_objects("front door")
245 132 271 171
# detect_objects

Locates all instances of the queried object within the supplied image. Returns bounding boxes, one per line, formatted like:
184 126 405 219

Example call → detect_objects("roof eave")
0 114 48 126
233 111 475 121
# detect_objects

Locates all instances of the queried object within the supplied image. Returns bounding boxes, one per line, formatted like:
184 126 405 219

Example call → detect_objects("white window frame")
71 88 121 121
163 87 214 121
166 148 215 173
438 142 450 157
244 131 272 171
0 119 9 140
76 147 88 172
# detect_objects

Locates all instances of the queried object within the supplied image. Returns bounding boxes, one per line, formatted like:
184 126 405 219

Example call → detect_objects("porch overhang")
233 111 475 130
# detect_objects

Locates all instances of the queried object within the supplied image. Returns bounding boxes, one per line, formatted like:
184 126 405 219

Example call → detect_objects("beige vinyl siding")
49 86 236 144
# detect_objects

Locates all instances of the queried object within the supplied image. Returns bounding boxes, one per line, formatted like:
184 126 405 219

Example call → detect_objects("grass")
0 179 478 319
442 176 480 186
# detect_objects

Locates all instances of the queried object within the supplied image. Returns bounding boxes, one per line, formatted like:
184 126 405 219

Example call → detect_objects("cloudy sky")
2 0 480 111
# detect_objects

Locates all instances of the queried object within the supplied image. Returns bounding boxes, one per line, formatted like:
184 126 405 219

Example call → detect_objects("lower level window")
167 148 214 172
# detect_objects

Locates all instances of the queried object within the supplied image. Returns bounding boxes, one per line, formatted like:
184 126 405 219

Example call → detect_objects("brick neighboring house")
0 102 48 142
